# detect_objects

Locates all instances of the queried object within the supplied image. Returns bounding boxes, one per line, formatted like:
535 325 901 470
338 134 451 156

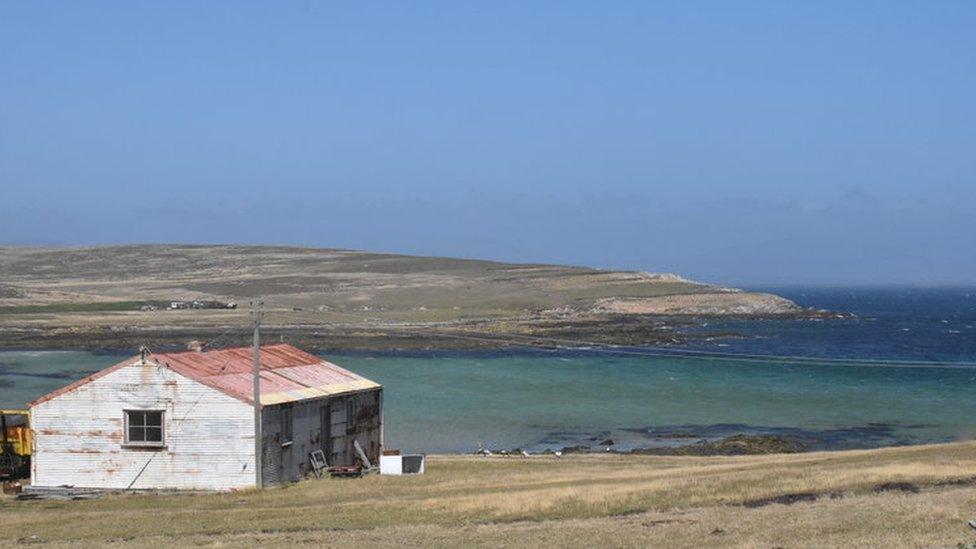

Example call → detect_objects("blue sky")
1 2 974 285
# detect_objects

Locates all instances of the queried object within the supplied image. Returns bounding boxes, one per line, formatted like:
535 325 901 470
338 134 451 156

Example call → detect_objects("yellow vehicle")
0 409 31 479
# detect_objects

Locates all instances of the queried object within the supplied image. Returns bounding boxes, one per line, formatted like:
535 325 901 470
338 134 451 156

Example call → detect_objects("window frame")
123 409 166 448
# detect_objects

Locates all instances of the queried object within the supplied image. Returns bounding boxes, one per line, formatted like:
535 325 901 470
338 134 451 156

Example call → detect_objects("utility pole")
251 300 263 488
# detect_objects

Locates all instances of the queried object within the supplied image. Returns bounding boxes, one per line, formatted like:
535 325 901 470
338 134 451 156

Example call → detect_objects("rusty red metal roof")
29 343 380 407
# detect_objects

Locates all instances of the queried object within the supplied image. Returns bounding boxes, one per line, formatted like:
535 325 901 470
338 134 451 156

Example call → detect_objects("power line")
200 318 251 351
126 352 240 490
366 326 976 369
260 301 976 369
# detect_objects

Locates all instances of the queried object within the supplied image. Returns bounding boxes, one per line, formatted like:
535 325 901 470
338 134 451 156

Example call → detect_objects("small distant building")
28 344 382 491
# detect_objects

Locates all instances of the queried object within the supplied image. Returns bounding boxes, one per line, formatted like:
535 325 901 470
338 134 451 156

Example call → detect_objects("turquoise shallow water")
3 288 974 453
2 349 975 453
341 351 976 452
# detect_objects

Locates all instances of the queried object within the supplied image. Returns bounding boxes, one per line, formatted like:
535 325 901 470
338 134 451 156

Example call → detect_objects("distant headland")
0 245 832 351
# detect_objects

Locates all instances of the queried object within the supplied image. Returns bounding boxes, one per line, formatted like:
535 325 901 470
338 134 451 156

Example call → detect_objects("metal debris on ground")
326 465 363 478
353 440 373 470
309 450 329 478
16 486 103 501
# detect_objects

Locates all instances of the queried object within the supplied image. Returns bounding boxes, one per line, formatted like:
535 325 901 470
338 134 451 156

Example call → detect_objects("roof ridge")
261 368 314 391
29 344 379 408
153 341 294 357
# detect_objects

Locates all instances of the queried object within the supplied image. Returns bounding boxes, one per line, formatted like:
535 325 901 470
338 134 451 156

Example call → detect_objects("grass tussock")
3 442 976 547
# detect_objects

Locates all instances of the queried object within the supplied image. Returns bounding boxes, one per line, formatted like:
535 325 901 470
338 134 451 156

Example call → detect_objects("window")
125 410 164 446
280 406 293 444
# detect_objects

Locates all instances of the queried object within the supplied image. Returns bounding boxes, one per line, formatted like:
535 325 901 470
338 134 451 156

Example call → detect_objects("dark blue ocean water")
2 287 974 453
688 286 976 362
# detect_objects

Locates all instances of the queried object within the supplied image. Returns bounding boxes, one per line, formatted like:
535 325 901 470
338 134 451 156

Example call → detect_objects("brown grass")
0 245 776 333
4 441 976 547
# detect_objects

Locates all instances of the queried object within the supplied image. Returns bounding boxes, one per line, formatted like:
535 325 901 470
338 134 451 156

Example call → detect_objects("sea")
2 287 974 454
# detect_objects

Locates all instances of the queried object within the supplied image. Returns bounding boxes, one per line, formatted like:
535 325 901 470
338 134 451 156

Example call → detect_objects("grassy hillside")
3 442 976 547
0 245 803 350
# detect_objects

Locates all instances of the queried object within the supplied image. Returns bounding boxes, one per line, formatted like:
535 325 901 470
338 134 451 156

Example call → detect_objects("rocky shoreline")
471 421 920 458
476 434 807 457
0 309 843 352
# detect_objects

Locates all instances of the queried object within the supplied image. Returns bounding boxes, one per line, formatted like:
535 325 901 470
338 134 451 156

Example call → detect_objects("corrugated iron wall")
261 388 382 483
31 361 256 491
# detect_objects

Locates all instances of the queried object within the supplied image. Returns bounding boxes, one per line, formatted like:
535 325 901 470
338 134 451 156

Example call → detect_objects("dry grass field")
4 442 976 547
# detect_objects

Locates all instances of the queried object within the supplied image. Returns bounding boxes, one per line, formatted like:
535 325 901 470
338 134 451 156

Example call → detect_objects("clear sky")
2 2 974 285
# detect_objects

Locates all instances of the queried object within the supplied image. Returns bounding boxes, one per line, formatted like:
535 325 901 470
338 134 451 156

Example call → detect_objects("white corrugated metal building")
28 343 383 491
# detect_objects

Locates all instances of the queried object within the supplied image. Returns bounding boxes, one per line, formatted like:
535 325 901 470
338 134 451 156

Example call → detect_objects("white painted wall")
31 360 256 491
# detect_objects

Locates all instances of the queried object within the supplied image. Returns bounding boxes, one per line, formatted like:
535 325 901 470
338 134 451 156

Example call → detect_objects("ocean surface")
2 287 974 454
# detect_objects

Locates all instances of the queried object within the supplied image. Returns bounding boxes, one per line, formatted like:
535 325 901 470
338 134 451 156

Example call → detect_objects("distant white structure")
29 344 382 491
